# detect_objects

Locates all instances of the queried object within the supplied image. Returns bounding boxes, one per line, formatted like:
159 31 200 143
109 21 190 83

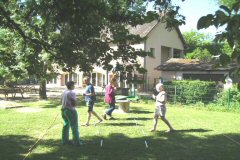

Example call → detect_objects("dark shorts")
86 101 94 112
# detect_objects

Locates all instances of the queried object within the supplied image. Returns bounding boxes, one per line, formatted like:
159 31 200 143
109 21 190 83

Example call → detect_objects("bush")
216 85 240 108
164 80 216 104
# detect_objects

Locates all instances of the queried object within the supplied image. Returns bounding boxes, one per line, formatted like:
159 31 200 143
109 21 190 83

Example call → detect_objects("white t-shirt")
156 91 167 106
61 90 77 110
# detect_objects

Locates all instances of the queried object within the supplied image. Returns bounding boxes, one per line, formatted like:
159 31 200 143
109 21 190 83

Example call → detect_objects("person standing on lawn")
151 83 174 132
82 76 102 126
102 77 118 120
61 81 82 145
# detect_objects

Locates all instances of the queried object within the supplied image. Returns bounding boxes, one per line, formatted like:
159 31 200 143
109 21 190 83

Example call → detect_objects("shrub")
216 85 240 108
164 80 216 104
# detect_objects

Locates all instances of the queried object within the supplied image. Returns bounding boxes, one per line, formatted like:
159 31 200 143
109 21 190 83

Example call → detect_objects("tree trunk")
39 79 47 99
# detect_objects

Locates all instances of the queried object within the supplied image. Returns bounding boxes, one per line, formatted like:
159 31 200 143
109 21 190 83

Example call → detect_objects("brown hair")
66 81 75 89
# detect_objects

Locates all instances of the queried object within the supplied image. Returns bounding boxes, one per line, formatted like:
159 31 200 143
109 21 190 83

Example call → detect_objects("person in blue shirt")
82 76 102 126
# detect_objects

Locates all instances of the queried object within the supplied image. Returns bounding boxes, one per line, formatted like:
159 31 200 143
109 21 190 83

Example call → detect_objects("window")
161 46 171 63
150 48 155 58
173 49 181 58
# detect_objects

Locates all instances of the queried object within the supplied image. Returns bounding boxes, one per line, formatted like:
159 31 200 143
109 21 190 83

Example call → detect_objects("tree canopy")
0 0 186 98
0 29 28 83
183 30 232 62
197 0 240 68
216 0 239 8
0 0 185 73
0 0 239 98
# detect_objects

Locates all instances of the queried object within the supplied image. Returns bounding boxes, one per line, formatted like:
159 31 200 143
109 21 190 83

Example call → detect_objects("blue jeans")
106 102 115 116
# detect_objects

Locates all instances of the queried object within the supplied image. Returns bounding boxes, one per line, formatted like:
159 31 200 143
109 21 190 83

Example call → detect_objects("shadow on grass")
124 117 152 121
175 128 213 133
128 106 154 114
1 131 240 160
1 96 40 102
0 135 36 160
129 109 153 114
5 106 26 109
102 122 143 126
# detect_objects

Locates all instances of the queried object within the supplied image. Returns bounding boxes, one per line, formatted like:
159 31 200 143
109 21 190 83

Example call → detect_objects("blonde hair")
110 77 117 84
83 76 90 81
110 77 117 86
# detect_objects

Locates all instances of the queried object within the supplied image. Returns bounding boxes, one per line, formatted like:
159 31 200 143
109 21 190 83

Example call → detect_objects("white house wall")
145 23 184 89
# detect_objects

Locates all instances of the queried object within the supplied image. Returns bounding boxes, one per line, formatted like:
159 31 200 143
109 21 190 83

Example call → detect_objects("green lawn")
0 98 240 160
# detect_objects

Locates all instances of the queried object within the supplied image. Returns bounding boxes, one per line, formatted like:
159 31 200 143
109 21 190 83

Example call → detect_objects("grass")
0 97 240 160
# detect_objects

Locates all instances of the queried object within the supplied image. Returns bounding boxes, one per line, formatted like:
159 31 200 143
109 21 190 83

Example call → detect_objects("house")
155 58 236 82
128 20 186 90
47 20 186 91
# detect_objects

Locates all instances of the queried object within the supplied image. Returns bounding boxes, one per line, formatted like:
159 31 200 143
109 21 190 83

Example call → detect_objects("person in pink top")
102 77 117 120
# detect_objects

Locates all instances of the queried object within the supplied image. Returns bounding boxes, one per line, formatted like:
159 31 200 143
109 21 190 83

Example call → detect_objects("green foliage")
0 28 54 85
185 48 212 62
1 1 148 73
0 0 188 98
215 85 240 107
197 1 240 70
164 80 216 104
183 30 233 62
0 0 187 74
216 0 239 8
0 29 28 82
183 31 208 53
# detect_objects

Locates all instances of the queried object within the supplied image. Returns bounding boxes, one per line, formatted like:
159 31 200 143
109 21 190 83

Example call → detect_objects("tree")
183 31 212 53
0 28 57 98
0 28 28 85
183 30 232 62
197 1 240 72
216 0 239 8
0 0 186 98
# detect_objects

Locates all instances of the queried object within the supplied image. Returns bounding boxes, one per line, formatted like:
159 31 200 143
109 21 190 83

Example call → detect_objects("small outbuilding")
155 58 236 82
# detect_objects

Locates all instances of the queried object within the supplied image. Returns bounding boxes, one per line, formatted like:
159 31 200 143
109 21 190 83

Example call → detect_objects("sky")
148 0 223 35
171 0 221 35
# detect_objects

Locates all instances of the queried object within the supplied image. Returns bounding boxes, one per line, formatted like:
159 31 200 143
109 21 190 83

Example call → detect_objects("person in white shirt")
61 81 82 145
151 83 174 132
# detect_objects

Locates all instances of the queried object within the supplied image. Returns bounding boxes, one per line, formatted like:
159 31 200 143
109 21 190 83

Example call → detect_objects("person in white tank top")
151 83 174 132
